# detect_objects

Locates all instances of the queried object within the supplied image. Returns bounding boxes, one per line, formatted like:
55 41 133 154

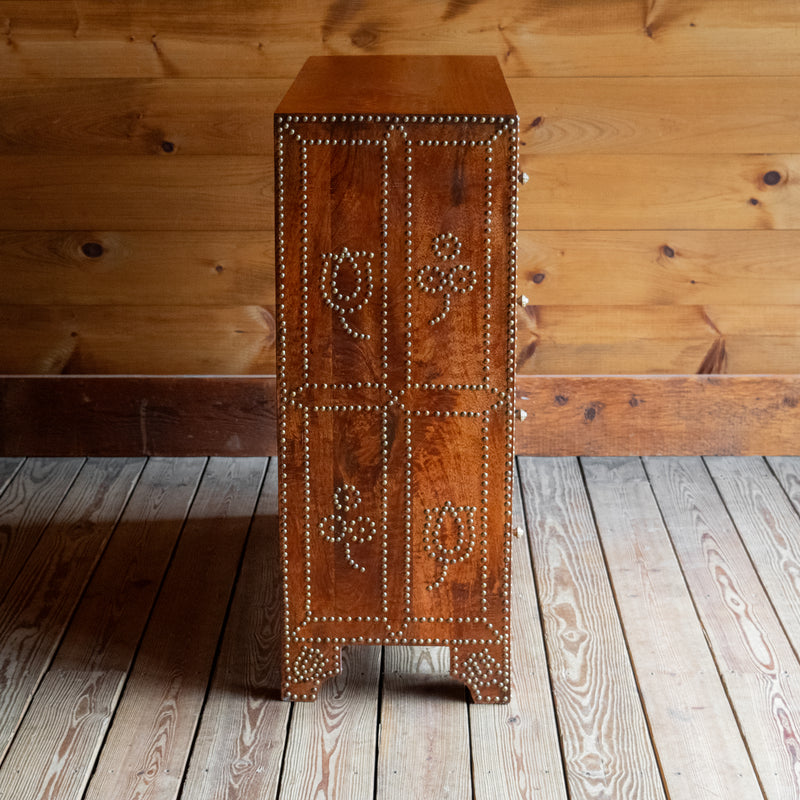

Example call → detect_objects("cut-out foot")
282 641 342 701
450 640 510 704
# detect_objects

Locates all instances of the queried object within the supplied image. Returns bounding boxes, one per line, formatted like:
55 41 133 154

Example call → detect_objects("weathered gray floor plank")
0 457 795 800
583 457 763 800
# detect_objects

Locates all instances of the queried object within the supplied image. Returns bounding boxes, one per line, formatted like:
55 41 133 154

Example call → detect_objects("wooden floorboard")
0 457 144 762
708 456 800 655
83 457 267 800
645 457 800 799
520 457 664 800
283 645 381 800
469 460 567 800
181 458 290 800
767 456 800 513
582 457 763 800
0 458 24 495
1 456 798 799
0 457 84 604
376 645 471 800
0 457 205 800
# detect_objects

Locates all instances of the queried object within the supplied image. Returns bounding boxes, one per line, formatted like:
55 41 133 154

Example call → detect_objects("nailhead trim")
276 115 519 703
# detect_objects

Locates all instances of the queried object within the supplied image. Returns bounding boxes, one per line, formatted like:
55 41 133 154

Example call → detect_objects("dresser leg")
281 641 342 701
450 640 511 704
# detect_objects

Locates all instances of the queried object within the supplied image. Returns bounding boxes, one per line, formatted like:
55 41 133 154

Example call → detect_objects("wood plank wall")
1 0 800 455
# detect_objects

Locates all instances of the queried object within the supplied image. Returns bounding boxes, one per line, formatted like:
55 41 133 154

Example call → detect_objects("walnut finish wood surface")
277 55 515 116
276 56 517 703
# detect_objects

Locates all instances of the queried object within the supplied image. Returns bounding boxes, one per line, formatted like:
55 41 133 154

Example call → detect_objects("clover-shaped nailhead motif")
416 234 477 325
319 484 377 572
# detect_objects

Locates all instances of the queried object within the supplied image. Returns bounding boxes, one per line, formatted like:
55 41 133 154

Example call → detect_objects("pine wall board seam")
1 0 800 452
4 303 800 376
7 229 800 308
2 0 800 79
0 154 797 230
1 77 799 156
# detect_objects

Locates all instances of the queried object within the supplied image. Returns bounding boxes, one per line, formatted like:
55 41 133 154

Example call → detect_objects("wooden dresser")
275 56 518 703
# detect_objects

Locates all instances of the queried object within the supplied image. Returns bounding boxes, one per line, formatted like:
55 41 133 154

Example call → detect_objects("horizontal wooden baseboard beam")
0 376 275 457
2 374 799 457
515 375 800 456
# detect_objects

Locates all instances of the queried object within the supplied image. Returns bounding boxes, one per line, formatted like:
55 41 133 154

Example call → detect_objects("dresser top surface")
276 55 516 117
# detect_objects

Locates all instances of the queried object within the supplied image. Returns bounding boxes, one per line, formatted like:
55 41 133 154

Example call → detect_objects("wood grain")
0 79 286 155
516 305 716 376
0 156 271 230
0 457 83 602
519 153 800 231
705 306 800 374
0 457 204 800
517 305 800 376
2 0 800 78
3 228 792 313
1 153 796 233
0 305 275 375
83 457 267 800
6 76 798 157
0 230 274 307
377 646 470 800
7 302 800 378
180 459 290 800
705 457 800 656
9 302 800 378
582 457 763 800
8 75 795 157
519 457 664 800
0 459 22 496
518 230 800 307
0 457 144 760
0 376 276 457
4 375 800 459
513 77 800 155
766 456 800 512
280 645 382 800
645 456 800 800
8 227 799 311
470 460 568 800
277 54 514 115
515 375 800 457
